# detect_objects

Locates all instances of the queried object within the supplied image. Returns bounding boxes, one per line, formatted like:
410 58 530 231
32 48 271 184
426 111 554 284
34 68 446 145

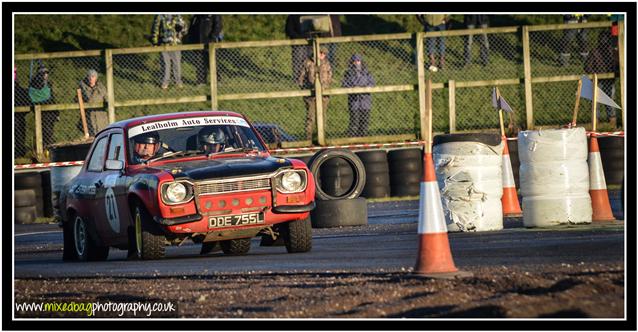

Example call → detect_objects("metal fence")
14 20 623 163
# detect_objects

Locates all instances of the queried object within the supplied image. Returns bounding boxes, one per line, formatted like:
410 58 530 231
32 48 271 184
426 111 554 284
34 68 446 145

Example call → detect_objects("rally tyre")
308 149 366 201
387 148 422 162
134 205 165 260
310 198 368 228
282 217 312 253
356 150 388 164
15 189 37 207
14 171 42 189
72 215 109 261
221 238 251 255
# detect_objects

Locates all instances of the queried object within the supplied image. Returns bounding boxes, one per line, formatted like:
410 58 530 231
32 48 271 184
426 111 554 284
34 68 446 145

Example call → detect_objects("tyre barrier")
307 149 366 201
388 148 422 197
356 150 391 198
310 197 368 228
597 136 624 186
433 133 504 232
15 188 37 224
15 171 53 220
49 141 93 163
519 127 591 227
319 157 355 198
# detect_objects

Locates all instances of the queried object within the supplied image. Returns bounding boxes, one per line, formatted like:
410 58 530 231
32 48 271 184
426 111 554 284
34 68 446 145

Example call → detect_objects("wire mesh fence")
14 21 622 163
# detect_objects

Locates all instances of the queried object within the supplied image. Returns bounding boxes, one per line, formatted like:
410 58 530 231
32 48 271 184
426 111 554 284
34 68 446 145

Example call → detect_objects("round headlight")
281 172 302 192
165 182 187 203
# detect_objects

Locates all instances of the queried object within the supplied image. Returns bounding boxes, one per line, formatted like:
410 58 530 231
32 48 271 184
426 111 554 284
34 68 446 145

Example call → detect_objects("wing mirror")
105 159 124 171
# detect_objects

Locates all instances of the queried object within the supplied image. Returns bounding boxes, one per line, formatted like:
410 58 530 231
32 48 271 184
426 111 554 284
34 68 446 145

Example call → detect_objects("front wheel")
132 205 166 260
282 216 312 253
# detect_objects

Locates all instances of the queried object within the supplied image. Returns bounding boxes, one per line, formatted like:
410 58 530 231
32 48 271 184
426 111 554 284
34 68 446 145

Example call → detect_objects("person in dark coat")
464 15 490 66
584 31 619 127
189 15 223 84
342 54 375 137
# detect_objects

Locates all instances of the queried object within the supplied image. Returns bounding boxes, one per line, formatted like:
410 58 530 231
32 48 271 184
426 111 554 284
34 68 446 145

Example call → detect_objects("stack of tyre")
15 170 53 224
388 148 423 197
307 149 368 228
355 150 391 198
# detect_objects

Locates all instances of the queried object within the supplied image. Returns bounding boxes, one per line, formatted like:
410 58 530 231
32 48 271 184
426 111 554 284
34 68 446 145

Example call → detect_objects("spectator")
558 14 589 66
286 15 341 80
342 54 375 137
297 47 332 142
189 15 223 84
417 14 449 71
584 31 619 127
78 69 108 136
132 131 161 164
28 61 58 149
609 14 623 50
14 66 31 157
286 15 313 82
463 15 490 66
150 14 188 89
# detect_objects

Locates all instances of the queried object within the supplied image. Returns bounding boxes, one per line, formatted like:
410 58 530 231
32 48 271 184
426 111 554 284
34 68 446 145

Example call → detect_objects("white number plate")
208 213 265 228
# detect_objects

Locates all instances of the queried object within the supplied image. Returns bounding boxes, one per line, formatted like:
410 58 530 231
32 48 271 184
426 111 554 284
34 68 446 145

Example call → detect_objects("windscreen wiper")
148 150 205 163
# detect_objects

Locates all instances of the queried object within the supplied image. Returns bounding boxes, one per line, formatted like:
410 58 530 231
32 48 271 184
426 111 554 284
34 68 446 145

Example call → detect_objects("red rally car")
58 111 315 261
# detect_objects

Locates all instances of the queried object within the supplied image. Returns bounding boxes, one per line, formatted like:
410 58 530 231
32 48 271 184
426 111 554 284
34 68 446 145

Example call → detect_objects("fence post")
313 39 326 146
522 26 534 130
209 43 218 110
618 20 625 129
34 105 43 159
105 49 116 124
448 80 456 133
416 32 427 140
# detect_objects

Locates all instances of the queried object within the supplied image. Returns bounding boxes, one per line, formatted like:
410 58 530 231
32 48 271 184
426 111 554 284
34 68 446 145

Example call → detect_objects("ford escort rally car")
58 111 315 261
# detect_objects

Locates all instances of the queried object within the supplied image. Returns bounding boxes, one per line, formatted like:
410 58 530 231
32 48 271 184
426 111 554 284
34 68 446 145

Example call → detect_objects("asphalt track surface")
14 195 625 279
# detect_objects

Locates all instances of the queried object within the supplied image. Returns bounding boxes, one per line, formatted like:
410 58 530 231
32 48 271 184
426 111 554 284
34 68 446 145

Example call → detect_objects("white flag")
580 75 621 109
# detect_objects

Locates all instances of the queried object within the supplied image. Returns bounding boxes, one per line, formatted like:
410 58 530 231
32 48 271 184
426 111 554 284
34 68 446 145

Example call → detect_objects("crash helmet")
199 126 227 152
133 131 160 145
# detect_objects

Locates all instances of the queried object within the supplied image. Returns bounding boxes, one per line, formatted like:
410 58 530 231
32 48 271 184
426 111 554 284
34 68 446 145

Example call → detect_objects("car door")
94 131 130 246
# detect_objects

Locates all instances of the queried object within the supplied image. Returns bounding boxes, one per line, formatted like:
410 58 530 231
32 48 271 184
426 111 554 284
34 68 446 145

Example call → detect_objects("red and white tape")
14 161 84 170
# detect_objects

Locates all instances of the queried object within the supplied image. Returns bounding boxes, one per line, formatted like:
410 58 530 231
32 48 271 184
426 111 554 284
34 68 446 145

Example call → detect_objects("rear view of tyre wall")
388 148 423 197
597 136 624 186
355 150 390 198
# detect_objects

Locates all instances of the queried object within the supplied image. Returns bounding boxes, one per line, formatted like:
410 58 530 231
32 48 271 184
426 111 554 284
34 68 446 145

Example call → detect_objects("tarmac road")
14 199 625 279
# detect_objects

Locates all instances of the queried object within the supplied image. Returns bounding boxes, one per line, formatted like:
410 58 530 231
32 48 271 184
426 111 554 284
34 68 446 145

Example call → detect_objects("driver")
133 131 161 163
198 126 227 153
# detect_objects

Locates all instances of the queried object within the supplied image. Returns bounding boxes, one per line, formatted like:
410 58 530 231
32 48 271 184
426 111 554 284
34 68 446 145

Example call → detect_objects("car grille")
196 178 271 195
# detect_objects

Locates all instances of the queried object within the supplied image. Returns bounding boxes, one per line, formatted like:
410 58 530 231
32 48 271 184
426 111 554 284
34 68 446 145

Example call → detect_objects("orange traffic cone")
501 136 523 217
414 152 472 279
588 135 615 221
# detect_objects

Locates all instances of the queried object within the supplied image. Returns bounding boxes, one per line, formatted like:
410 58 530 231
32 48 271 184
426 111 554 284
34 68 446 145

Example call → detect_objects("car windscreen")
127 116 266 164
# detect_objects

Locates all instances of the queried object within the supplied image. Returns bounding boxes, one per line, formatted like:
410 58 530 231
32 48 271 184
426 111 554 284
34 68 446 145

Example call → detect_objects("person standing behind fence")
297 47 332 142
584 31 619 128
28 62 59 149
342 54 375 137
151 14 188 90
286 15 313 82
188 15 223 84
558 14 589 67
417 14 449 71
463 15 490 67
78 69 108 136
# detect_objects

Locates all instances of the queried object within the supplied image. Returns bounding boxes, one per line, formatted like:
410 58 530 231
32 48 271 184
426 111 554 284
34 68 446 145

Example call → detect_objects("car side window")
87 137 108 172
107 133 125 163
